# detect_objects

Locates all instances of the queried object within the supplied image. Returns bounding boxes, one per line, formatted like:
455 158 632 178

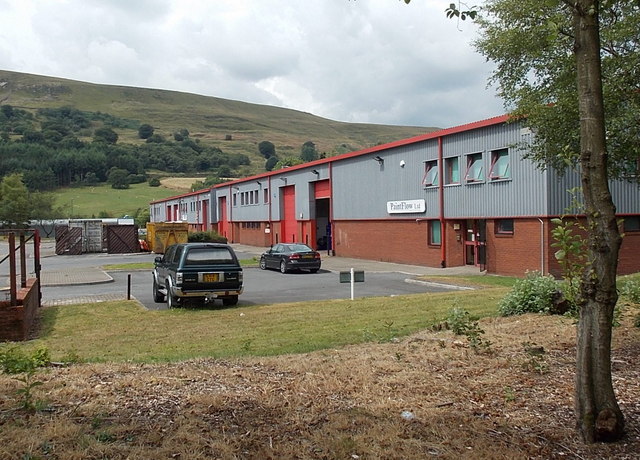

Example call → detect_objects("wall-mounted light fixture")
374 156 384 164
280 177 287 183
400 160 406 168
232 186 240 191
256 181 262 187
311 169 320 176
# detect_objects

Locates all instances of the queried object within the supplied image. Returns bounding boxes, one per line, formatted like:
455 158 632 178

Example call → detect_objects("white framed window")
422 160 438 187
465 153 484 183
429 220 441 245
489 148 510 180
445 157 460 184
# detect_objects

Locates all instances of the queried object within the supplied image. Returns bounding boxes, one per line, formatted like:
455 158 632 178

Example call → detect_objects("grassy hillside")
54 182 187 218
0 69 437 174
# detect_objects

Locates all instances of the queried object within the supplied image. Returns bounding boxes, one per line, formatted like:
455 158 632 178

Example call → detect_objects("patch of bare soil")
159 177 204 191
1 313 639 459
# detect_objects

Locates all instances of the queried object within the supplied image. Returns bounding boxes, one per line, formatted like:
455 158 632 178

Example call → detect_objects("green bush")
0 346 50 374
498 271 560 316
445 306 492 352
619 279 640 304
188 230 227 243
148 177 161 187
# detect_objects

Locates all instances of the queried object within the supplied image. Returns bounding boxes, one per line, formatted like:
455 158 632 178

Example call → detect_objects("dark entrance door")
464 219 486 269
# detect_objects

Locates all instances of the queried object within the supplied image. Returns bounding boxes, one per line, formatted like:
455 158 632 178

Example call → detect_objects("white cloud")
0 0 503 128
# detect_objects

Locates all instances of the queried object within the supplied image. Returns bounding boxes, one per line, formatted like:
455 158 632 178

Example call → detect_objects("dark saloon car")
153 243 243 307
259 243 321 273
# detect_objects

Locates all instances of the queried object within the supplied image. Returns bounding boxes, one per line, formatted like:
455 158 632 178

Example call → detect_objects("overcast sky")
0 0 503 128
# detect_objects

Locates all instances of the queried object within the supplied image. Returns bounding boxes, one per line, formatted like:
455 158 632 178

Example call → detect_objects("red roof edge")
151 113 512 202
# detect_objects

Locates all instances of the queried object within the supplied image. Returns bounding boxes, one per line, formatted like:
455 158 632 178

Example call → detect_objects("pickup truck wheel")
153 277 165 302
222 295 239 306
166 283 179 309
280 260 288 274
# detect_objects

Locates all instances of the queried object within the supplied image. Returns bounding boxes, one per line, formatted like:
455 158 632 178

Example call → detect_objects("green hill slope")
0 69 437 171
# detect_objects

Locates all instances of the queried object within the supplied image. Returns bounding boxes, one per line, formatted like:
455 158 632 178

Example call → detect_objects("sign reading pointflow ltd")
386 199 426 214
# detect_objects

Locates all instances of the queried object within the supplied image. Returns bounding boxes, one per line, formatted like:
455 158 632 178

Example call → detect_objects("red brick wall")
484 219 550 277
332 220 443 266
224 216 640 277
619 231 640 275
545 217 640 277
0 278 40 342
445 221 465 267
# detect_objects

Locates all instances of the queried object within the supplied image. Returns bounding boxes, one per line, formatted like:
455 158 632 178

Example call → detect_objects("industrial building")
150 114 640 277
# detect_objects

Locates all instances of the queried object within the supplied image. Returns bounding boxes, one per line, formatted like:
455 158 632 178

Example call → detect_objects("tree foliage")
137 123 154 139
93 126 118 144
402 0 637 443
475 0 640 179
0 105 252 189
0 174 55 227
258 140 276 159
471 0 637 443
300 141 318 162
107 168 130 189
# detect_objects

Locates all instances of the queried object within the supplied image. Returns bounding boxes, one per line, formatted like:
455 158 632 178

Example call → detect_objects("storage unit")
149 114 640 277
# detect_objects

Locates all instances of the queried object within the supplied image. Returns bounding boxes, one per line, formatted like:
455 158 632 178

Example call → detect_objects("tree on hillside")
107 168 130 189
274 157 303 169
173 128 190 141
258 140 276 158
93 126 118 144
138 123 154 139
146 133 165 144
300 141 318 162
402 0 639 442
265 156 279 171
0 173 55 227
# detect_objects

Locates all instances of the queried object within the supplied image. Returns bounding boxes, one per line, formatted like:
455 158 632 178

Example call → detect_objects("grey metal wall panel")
332 121 552 220
547 168 640 216
611 179 640 214
332 142 437 219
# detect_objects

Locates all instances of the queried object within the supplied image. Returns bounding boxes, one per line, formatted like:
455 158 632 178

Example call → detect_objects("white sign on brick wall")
386 199 426 214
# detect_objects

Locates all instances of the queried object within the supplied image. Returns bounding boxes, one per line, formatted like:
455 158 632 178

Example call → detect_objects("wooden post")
9 232 17 306
20 232 27 288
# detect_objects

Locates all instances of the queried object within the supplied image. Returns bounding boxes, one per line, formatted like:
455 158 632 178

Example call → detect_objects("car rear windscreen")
185 248 235 265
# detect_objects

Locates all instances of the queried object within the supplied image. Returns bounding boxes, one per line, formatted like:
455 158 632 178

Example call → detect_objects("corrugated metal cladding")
332 142 436 219
441 122 551 218
546 166 639 216
332 120 552 219
150 116 639 230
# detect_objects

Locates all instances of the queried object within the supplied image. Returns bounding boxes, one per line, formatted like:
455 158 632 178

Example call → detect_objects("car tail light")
290 254 300 259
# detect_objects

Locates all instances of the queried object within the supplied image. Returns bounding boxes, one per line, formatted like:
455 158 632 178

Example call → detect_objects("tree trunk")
573 0 624 443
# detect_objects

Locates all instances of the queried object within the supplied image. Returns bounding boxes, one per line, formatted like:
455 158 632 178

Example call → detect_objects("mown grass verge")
23 288 506 363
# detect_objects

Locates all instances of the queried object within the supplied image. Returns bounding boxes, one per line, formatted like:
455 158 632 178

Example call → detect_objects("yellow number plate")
203 273 219 282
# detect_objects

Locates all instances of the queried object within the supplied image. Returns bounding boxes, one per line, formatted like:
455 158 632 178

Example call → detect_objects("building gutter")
329 162 335 256
229 184 234 242
438 136 446 267
538 217 545 274
268 176 273 246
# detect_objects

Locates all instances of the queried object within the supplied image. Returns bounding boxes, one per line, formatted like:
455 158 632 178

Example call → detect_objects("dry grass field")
159 177 206 191
1 312 639 459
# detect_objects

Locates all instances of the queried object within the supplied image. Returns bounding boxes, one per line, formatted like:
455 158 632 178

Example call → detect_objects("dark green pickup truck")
152 243 244 308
